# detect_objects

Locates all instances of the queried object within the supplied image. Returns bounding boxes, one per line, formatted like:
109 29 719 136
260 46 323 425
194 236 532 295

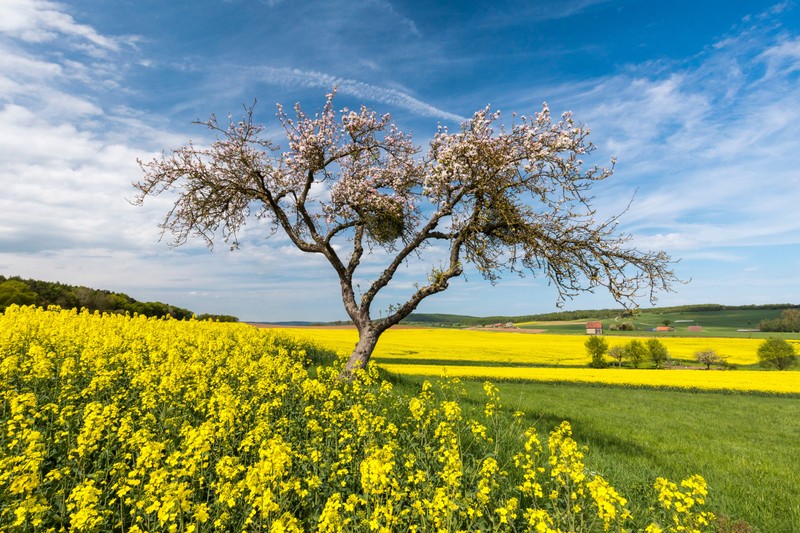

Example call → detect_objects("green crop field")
515 308 794 339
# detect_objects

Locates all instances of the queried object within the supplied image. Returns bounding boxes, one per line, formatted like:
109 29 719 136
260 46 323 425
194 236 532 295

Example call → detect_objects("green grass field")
387 373 799 533
517 308 796 339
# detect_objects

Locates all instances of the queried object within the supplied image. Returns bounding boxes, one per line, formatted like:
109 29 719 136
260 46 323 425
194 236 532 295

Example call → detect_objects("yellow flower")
476 457 499 504
67 480 105 531
317 493 344 533
587 475 629 530
441 400 462 421
360 444 396 495
408 397 425 420
270 512 303 532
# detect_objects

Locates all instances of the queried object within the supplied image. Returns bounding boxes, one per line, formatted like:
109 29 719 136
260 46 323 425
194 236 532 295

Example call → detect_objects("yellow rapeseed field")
269 327 765 365
378 365 800 394
1 305 713 532
270 327 799 394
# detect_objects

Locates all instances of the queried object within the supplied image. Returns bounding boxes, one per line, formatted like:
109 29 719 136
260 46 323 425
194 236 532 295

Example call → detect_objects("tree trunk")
341 327 380 380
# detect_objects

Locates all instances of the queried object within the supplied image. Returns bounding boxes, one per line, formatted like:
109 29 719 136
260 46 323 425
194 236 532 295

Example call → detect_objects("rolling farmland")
267 326 799 394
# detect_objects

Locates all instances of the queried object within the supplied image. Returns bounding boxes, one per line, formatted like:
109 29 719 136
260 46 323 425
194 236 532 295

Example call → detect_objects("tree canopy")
757 338 797 370
135 90 677 375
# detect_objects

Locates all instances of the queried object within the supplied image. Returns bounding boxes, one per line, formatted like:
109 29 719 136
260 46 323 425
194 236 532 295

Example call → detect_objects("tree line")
758 309 800 332
0 275 237 321
586 335 797 370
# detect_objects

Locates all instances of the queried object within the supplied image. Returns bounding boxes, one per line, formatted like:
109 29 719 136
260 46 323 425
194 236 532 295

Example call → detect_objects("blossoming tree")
135 91 676 376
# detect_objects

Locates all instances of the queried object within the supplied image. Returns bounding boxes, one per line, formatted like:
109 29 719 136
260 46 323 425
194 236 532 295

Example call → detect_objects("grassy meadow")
393 378 800 533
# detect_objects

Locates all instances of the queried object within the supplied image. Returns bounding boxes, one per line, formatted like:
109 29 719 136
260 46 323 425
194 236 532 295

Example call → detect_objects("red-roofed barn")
586 321 603 335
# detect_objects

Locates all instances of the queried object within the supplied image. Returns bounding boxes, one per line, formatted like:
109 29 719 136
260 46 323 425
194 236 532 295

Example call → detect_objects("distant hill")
5 276 795 330
403 308 629 326
402 303 800 328
0 275 237 321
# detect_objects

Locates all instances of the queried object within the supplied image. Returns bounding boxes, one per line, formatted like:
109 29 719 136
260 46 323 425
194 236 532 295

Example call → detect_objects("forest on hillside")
0 275 237 321
758 309 800 332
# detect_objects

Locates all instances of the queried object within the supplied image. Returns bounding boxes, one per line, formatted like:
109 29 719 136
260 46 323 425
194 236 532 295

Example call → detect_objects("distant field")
381 365 800 394
514 308 791 338
266 326 800 393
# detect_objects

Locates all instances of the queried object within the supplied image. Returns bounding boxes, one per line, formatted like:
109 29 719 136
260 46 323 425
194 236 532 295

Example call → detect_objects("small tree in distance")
585 335 609 368
135 90 677 377
608 345 625 367
624 340 646 369
646 338 669 369
694 349 725 370
757 338 797 370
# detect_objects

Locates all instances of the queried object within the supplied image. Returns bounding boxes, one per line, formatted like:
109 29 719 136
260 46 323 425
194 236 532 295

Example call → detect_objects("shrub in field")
0 306 716 532
646 339 670 369
584 335 608 368
758 309 800 332
624 339 647 368
757 338 797 370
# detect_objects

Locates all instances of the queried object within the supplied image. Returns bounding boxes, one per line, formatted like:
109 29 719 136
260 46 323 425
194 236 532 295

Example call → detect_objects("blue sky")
1 0 799 321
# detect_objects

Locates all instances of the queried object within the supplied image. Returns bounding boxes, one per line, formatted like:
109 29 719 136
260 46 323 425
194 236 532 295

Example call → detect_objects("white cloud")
0 1 162 263
0 0 121 51
758 36 800 78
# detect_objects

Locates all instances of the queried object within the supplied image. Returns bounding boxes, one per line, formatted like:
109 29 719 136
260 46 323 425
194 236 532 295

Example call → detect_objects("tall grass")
388 375 798 532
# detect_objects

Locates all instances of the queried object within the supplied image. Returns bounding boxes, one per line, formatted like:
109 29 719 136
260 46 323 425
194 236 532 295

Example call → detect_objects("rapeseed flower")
0 305 718 532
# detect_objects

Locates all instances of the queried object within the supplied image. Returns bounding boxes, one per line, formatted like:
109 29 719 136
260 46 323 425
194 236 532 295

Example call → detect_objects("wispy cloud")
527 0 612 21
758 35 800 78
541 9 800 254
253 66 466 123
366 0 419 36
